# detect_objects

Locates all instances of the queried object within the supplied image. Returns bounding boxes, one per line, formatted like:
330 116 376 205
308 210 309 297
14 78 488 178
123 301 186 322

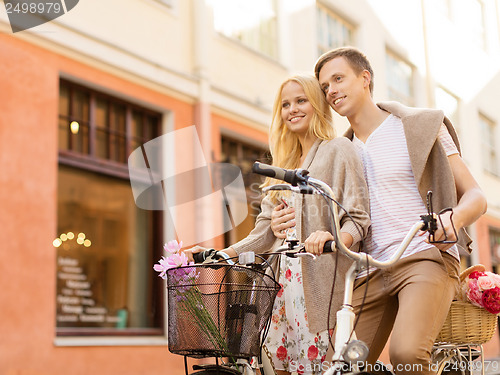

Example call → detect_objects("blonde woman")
185 75 370 375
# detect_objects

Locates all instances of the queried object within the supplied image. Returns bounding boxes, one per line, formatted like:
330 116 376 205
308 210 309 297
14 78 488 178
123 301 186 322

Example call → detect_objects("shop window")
316 4 355 56
220 136 270 246
56 80 163 336
490 229 500 274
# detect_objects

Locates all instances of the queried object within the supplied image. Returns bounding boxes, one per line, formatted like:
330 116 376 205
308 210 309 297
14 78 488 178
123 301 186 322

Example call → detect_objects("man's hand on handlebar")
271 203 296 239
420 210 459 252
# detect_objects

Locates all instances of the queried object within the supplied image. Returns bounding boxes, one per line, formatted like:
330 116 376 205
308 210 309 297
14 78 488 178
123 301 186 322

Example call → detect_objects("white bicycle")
168 161 457 375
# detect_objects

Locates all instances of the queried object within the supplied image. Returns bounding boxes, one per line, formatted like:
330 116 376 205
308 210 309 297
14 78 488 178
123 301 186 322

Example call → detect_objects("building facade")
1 0 500 373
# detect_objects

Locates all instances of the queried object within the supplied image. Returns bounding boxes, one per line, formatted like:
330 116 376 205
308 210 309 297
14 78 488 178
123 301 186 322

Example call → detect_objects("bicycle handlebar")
252 162 428 269
252 161 310 186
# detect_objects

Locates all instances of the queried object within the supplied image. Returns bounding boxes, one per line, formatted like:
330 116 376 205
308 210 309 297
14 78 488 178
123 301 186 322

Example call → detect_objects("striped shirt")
352 114 459 273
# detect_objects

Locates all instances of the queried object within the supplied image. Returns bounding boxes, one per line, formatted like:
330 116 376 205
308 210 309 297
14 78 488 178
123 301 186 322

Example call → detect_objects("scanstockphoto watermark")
128 126 249 247
2 0 80 33
290 360 500 374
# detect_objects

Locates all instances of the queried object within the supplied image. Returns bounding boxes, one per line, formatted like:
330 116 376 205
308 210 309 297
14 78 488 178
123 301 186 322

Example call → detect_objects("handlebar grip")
193 251 206 264
252 162 299 185
323 240 334 253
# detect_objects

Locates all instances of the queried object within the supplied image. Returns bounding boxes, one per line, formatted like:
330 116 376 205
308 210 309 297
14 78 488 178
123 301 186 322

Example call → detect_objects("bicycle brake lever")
421 191 458 244
284 247 316 260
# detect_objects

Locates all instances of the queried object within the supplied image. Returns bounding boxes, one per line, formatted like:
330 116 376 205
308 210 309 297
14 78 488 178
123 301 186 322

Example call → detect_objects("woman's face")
280 81 314 138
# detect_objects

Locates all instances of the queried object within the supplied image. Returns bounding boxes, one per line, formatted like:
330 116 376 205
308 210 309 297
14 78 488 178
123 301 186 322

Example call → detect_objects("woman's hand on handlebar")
271 203 296 239
304 231 354 256
180 245 208 263
304 231 335 256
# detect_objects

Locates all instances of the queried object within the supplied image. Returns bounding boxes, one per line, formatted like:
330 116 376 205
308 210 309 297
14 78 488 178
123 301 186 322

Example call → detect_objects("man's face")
318 56 368 118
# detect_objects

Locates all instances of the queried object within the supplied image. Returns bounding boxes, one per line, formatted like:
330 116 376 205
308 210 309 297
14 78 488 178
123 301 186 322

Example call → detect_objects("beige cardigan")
231 137 371 333
344 101 472 252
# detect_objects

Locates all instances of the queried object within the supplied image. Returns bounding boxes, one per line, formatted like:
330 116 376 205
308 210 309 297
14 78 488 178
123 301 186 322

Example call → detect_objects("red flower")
469 271 487 280
307 345 319 360
277 284 284 298
482 287 500 314
285 269 292 281
276 346 287 361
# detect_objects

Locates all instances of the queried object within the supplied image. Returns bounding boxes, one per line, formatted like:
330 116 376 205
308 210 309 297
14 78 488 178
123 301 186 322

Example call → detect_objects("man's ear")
362 70 371 89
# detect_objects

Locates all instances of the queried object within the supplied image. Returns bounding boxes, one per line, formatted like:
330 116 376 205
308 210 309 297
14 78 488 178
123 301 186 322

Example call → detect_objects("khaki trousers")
352 247 460 375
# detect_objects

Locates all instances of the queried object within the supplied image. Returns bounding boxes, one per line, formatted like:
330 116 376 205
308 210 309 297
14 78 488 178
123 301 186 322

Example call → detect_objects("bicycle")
167 161 476 375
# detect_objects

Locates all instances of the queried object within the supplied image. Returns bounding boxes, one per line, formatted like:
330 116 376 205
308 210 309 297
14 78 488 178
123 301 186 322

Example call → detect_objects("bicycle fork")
325 261 368 375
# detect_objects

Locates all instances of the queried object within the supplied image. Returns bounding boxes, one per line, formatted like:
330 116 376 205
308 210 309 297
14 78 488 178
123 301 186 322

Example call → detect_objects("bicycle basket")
435 301 498 344
166 264 280 359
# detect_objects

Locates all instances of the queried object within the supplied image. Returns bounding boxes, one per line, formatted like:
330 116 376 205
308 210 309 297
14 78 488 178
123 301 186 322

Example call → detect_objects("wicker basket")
435 301 498 344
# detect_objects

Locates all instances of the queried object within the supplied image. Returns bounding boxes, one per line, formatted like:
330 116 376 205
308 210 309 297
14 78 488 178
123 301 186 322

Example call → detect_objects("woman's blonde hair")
262 74 335 202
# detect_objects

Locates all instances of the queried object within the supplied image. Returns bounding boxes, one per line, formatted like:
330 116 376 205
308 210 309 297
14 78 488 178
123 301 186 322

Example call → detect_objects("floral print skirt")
264 255 330 374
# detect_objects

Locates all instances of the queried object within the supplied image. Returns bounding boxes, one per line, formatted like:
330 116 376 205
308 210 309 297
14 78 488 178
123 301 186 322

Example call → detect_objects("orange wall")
0 34 239 375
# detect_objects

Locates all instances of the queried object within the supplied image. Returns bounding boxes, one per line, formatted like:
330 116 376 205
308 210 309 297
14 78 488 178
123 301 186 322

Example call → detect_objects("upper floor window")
480 113 498 176
209 0 278 59
385 49 414 106
316 4 355 56
59 80 161 167
435 86 460 137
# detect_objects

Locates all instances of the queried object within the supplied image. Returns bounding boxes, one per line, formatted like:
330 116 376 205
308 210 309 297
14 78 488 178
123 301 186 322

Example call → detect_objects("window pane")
56 166 161 332
480 114 498 175
96 129 109 160
386 50 414 106
111 103 126 133
58 119 69 151
73 90 89 122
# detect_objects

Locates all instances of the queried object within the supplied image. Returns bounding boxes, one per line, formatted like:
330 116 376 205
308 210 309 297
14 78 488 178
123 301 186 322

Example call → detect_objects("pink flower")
307 345 319 360
466 279 483 306
153 252 193 279
482 287 500 314
166 252 191 268
285 269 292 281
477 275 496 291
276 346 287 361
153 256 169 279
164 240 183 255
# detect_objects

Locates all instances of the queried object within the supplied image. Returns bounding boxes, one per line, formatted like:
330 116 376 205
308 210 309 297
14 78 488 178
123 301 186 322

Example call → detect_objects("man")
271 47 487 375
